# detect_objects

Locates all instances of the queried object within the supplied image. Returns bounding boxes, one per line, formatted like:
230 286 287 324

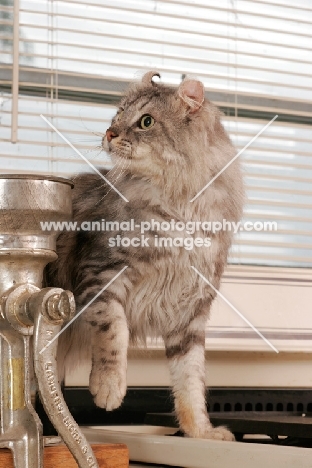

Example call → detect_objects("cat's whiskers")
94 156 131 206
94 171 129 206
72 112 110 160
68 146 111 184
92 131 105 138
68 147 102 183
77 108 107 139
83 146 103 157
111 154 131 185
106 159 121 176
93 182 108 191
106 156 126 179
111 138 133 161
109 161 126 185
94 192 108 207
111 152 132 184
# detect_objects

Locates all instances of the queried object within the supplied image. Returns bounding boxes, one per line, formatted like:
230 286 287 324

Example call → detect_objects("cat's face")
102 72 208 177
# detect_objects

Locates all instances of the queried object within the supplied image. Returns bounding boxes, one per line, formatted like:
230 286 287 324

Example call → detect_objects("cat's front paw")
202 426 235 441
89 364 127 411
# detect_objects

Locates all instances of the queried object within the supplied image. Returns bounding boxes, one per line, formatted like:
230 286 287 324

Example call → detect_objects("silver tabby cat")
46 71 244 441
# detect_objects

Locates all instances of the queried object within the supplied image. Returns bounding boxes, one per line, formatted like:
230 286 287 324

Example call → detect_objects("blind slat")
17 21 312 53
19 4 312 40
8 47 312 81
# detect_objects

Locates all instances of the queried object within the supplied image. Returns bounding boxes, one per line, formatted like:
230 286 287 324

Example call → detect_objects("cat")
45 71 244 441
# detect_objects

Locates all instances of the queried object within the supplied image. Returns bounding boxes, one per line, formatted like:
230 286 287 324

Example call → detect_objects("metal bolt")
46 291 75 323
58 291 75 321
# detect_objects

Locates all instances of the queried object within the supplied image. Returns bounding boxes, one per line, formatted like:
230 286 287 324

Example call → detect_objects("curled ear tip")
142 71 161 85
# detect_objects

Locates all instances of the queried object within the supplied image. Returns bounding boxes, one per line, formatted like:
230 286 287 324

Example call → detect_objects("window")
1 0 312 268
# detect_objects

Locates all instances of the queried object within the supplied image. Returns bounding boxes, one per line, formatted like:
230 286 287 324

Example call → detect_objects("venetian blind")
0 0 311 267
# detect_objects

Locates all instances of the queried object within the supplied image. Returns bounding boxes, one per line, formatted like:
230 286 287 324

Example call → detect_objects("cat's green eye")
139 114 155 130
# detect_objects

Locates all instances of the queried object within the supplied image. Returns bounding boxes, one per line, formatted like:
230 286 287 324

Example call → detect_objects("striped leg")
164 315 234 440
88 299 129 411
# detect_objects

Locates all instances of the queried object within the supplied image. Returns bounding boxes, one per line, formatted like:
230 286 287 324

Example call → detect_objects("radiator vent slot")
207 389 312 414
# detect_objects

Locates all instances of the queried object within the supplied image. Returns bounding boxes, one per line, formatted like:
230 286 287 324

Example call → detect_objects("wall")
65 265 312 388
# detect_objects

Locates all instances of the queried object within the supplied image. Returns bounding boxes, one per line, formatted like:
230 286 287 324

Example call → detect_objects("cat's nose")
106 129 118 142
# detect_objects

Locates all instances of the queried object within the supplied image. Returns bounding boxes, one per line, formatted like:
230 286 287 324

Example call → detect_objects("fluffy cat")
46 71 244 441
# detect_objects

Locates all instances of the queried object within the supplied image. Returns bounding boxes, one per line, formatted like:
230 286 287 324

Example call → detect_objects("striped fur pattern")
46 71 244 440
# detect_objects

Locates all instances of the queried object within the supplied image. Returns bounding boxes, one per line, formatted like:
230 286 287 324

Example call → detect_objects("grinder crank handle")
30 288 99 468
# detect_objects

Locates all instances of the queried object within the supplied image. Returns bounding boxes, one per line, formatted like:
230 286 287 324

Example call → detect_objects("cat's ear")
142 71 161 86
178 79 205 113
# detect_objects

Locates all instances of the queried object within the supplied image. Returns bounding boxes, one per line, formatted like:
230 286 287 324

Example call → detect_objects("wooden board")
0 443 129 468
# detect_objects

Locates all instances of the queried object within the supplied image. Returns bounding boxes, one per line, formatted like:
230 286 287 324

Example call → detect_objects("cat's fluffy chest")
121 225 225 340
71 174 232 340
